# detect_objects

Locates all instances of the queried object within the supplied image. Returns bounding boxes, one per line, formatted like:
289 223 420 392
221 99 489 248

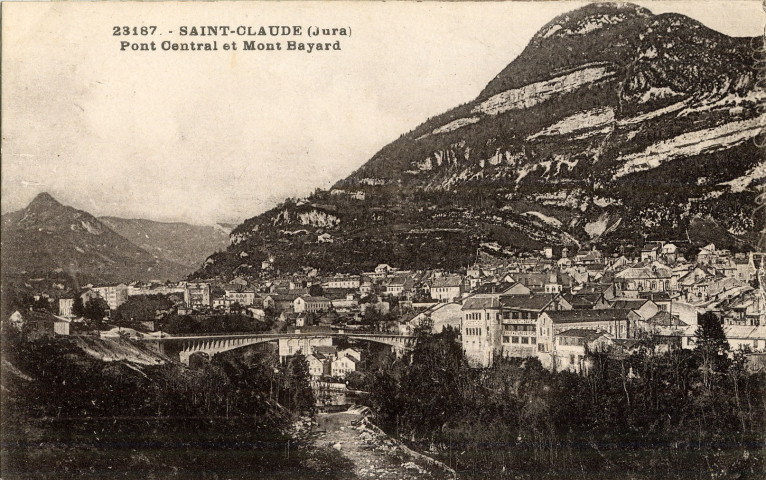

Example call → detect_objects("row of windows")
465 312 492 321
502 311 538 320
502 336 537 344
465 327 484 336
503 324 535 332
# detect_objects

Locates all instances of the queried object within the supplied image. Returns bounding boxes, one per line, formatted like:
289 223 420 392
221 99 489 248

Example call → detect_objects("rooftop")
545 309 632 323
462 296 501 310
499 294 558 311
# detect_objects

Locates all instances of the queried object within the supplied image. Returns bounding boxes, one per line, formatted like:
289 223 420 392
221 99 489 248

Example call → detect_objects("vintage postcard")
1 1 764 479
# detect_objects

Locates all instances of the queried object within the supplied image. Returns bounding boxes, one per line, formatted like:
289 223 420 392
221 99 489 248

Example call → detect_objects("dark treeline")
366 326 765 480
0 330 343 480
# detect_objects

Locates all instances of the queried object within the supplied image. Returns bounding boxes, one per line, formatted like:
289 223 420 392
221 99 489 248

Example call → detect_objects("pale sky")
2 1 763 225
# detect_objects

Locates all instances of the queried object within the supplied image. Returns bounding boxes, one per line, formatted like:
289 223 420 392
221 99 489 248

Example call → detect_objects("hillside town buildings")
12 238 766 376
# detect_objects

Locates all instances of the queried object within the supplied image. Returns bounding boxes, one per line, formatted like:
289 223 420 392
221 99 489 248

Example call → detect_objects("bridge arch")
138 332 417 365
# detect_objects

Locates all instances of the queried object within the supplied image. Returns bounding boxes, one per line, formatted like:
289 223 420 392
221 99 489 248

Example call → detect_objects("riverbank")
304 406 456 479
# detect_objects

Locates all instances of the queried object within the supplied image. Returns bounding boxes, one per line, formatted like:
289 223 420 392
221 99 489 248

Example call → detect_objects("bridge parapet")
137 332 418 365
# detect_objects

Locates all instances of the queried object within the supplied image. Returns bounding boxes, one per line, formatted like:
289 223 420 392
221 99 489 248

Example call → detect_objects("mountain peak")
28 192 62 209
533 2 652 40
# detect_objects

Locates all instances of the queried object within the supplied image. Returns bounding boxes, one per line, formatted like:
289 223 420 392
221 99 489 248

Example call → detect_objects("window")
521 337 529 344
531 337 536 344
503 336 509 344
512 336 519 344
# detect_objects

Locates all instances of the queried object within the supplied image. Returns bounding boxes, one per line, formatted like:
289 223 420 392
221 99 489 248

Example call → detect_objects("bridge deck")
134 332 416 342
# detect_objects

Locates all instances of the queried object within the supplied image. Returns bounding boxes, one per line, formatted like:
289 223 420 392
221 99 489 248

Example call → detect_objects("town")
9 240 765 382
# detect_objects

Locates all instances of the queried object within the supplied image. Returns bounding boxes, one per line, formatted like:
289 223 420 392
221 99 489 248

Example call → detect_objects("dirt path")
312 407 456 479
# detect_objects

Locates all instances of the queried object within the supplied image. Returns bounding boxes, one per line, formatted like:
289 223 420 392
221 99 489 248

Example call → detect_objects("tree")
72 296 85 318
83 298 110 329
285 351 314 413
112 294 172 326
695 311 729 390
308 284 324 297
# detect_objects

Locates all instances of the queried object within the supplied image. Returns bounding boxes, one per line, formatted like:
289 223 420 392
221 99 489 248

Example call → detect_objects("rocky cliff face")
195 3 764 278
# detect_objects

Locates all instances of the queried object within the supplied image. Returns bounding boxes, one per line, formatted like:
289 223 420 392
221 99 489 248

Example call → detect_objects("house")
557 257 573 269
474 281 530 296
325 291 359 310
263 294 299 312
544 271 564 294
677 266 714 289
574 249 603 266
184 282 211 308
615 266 671 293
374 264 393 276
542 309 635 340
607 299 660 322
294 295 331 313
58 297 74 317
324 275 361 290
641 242 663 263
638 291 672 312
224 288 257 306
53 316 71 336
499 294 571 360
332 353 359 378
634 310 689 350
21 311 68 340
723 325 766 352
427 301 463 333
382 276 412 298
661 243 678 263
306 353 331 379
721 291 764 326
295 312 311 327
212 297 231 310
608 255 631 271
338 348 361 362
697 243 718 265
359 277 374 295
733 254 757 283
429 276 463 303
561 292 609 310
554 329 613 373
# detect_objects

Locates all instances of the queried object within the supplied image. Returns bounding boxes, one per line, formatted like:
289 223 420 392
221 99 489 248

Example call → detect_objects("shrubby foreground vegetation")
366 325 765 480
0 329 346 480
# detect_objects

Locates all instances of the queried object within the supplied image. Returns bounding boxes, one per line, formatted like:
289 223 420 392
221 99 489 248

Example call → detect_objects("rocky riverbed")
294 406 456 479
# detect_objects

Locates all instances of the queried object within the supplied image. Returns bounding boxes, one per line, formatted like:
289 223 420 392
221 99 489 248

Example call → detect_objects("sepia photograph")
1 1 765 478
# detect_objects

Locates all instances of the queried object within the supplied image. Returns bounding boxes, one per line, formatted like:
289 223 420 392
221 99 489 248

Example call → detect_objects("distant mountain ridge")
194 3 764 279
1 193 192 285
99 216 229 269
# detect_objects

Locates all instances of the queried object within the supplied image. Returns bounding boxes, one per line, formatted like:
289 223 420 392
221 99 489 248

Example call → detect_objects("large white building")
92 284 129 310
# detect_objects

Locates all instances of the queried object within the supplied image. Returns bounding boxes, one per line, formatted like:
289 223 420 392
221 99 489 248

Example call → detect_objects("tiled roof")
462 296 501 310
557 328 610 341
610 300 651 310
499 294 556 311
647 311 687 327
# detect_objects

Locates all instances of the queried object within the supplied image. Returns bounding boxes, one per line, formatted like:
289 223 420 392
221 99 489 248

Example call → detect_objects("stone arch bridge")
136 332 417 364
